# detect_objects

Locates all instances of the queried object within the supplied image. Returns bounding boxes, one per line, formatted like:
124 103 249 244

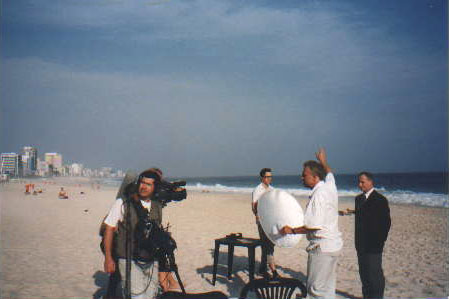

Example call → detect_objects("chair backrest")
160 291 228 299
239 278 307 299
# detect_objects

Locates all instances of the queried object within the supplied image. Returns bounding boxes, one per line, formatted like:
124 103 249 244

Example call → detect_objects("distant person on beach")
25 184 31 194
58 187 68 199
25 183 35 194
252 167 279 279
280 148 343 299
103 169 163 299
355 172 391 299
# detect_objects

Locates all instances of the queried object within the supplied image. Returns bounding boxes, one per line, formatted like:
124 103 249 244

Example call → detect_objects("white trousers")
118 259 159 299
306 247 340 299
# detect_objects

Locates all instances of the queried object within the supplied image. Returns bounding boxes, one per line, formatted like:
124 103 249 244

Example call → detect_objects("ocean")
102 172 448 208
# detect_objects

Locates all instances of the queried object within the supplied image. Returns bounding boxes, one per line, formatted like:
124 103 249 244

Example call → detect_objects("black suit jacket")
355 190 391 253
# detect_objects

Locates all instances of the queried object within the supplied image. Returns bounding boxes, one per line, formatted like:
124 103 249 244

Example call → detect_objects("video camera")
123 177 187 207
154 180 187 206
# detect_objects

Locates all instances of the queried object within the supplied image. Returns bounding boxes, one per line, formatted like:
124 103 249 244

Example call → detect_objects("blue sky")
1 0 447 177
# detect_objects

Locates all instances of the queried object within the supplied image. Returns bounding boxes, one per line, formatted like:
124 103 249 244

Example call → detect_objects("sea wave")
186 183 448 208
187 183 254 194
97 179 448 208
382 190 448 208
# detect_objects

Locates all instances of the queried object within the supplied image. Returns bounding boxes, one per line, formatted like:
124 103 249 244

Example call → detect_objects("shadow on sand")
196 249 362 299
93 270 123 299
196 249 308 298
92 250 361 299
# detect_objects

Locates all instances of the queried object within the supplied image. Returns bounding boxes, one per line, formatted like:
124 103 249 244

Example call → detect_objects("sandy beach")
1 178 448 298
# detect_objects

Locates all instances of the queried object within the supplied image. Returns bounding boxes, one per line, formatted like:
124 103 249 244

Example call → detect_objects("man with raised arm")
280 148 342 299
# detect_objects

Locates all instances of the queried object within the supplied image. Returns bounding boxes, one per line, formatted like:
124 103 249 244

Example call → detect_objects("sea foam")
186 183 448 208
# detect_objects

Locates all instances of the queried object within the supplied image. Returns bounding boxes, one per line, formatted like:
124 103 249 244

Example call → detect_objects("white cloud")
10 1 350 43
2 1 446 174
7 0 401 70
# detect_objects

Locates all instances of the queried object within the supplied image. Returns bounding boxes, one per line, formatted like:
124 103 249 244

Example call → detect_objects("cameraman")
103 169 163 299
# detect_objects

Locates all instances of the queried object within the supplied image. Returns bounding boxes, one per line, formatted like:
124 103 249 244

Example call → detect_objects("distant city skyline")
1 0 447 177
1 145 124 178
1 142 448 178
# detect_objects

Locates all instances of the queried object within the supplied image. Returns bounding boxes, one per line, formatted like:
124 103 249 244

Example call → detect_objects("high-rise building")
1 153 22 177
22 146 38 176
70 163 83 176
37 159 49 176
100 167 112 177
45 153 63 175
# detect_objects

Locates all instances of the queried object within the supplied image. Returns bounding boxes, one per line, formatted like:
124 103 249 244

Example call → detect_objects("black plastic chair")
159 291 228 299
239 277 307 299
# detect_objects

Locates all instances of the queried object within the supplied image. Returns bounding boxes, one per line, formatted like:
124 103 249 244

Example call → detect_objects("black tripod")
164 251 186 294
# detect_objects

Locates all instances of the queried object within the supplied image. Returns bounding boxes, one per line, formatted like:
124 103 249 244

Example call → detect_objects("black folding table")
212 237 266 285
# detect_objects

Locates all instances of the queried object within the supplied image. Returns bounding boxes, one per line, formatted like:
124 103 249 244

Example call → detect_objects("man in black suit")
355 172 391 299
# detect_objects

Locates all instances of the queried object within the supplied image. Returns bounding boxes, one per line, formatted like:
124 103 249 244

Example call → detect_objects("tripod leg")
124 200 132 299
169 254 186 294
172 266 186 294
105 270 121 299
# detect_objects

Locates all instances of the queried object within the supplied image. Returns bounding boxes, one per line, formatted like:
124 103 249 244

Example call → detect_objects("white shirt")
104 198 152 227
304 173 343 252
252 183 273 204
364 188 374 199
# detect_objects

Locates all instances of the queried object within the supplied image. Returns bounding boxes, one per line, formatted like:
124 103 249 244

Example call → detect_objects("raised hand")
315 147 331 174
315 148 327 164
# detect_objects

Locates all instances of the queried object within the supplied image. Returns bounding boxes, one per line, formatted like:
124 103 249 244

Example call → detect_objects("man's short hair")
149 167 163 178
138 169 162 185
260 168 272 177
358 171 374 182
303 161 326 181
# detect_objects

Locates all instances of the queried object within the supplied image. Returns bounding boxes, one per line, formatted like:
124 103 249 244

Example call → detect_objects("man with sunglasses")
252 168 279 279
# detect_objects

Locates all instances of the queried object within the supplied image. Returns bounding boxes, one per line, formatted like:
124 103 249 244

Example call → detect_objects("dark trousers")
257 222 273 273
357 252 385 299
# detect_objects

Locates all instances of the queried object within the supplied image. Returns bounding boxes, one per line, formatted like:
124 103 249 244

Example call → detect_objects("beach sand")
1 179 448 298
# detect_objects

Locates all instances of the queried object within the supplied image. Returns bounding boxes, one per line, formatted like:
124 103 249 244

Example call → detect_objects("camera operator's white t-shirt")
104 198 152 227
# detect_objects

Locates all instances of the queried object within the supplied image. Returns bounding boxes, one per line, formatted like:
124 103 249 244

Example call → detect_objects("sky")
1 0 447 177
